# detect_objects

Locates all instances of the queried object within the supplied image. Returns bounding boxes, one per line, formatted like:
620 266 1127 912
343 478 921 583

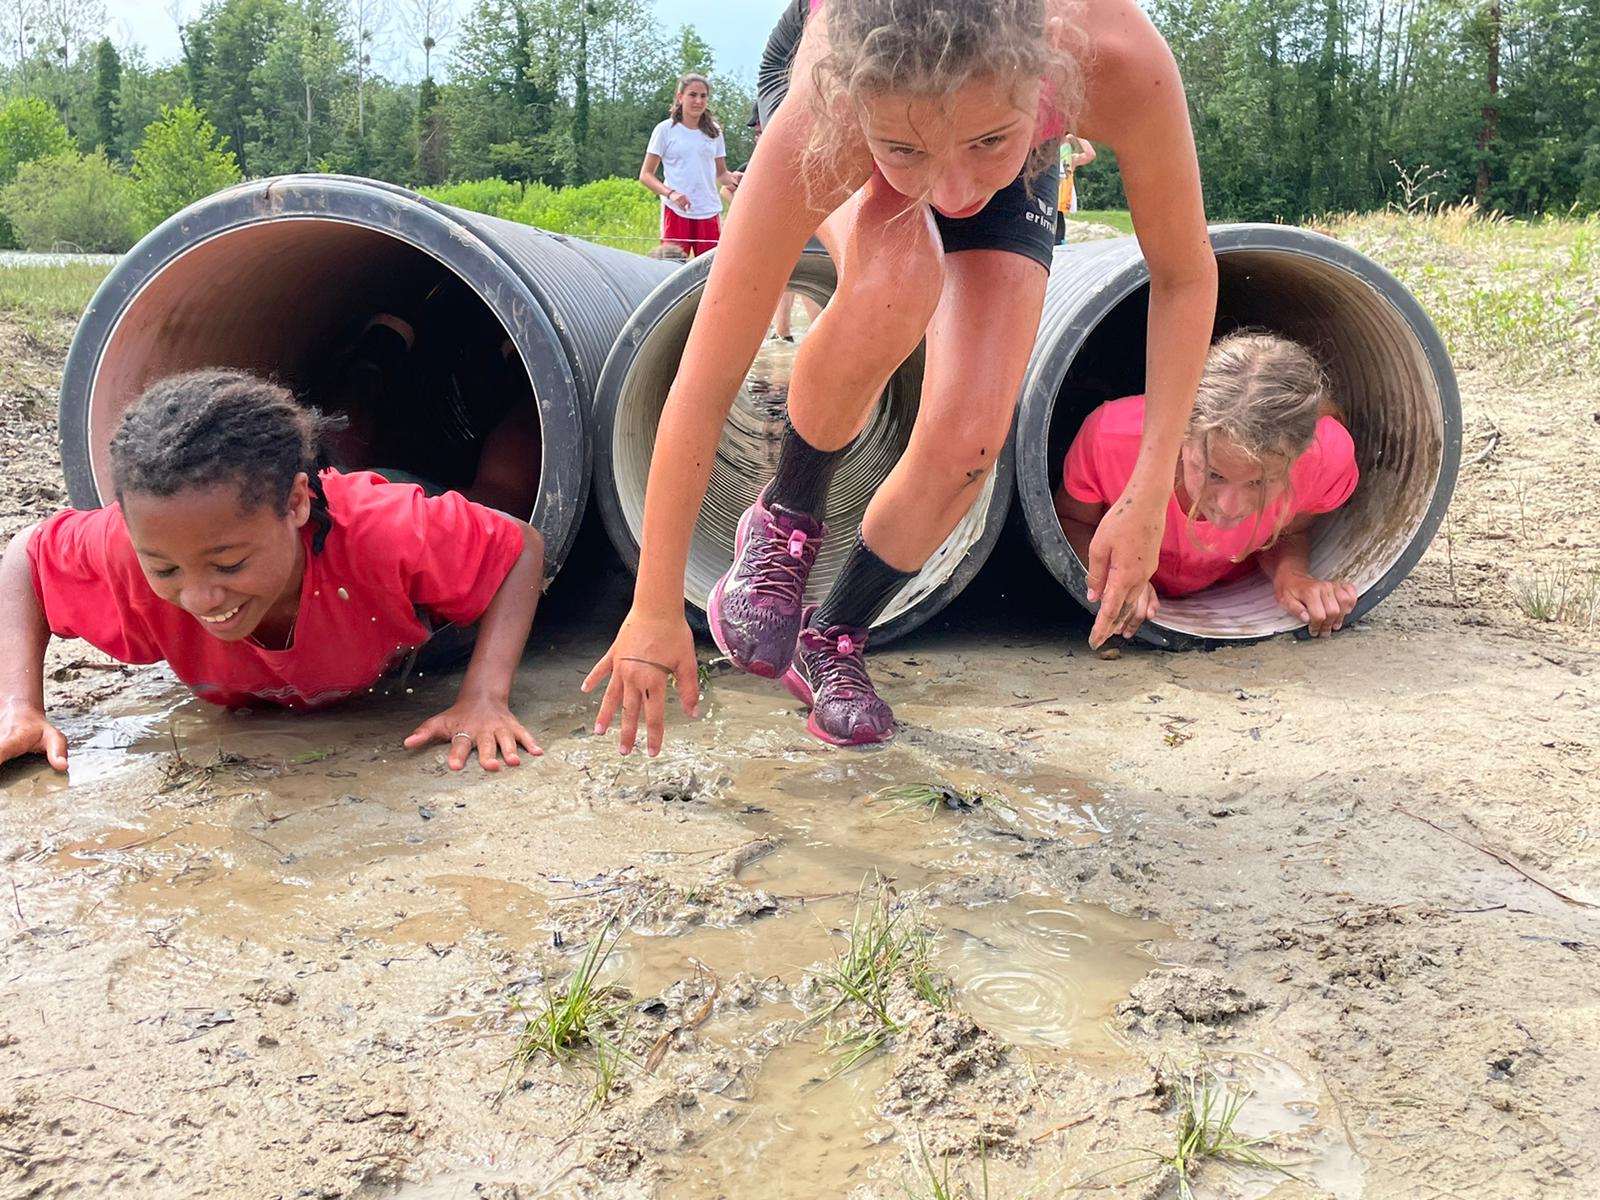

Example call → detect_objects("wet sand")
3 313 1599 1198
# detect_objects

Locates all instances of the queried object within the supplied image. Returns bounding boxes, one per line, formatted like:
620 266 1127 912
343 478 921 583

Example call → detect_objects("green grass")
0 262 111 328
903 1139 990 1200
1318 207 1600 377
803 876 950 1073
506 919 634 1110
1112 1062 1296 1199
871 782 1012 821
1066 209 1133 234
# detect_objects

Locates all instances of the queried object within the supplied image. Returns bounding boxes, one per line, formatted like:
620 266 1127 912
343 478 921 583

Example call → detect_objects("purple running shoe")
781 606 895 746
707 493 825 678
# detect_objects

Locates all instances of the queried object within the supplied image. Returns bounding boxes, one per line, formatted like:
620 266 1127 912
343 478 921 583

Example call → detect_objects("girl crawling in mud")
586 0 1216 752
0 370 545 775
1055 331 1360 639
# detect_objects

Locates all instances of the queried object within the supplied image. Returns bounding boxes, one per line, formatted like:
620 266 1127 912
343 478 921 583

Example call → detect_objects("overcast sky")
106 0 774 80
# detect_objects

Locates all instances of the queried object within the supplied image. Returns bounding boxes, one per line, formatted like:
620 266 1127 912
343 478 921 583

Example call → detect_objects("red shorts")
661 209 721 256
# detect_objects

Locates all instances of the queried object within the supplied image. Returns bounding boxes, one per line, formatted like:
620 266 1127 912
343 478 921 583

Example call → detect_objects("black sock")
812 533 916 632
766 417 849 518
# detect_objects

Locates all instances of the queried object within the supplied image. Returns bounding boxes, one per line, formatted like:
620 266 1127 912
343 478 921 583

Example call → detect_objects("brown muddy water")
7 657 1368 1198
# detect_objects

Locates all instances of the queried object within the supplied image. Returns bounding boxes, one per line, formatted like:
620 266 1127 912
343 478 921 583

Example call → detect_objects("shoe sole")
707 504 783 679
781 665 896 748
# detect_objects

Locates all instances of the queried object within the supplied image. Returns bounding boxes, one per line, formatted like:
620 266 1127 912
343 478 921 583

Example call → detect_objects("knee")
906 414 1012 496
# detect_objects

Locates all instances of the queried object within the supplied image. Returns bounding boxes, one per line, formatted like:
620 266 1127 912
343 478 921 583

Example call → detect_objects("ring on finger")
451 732 473 743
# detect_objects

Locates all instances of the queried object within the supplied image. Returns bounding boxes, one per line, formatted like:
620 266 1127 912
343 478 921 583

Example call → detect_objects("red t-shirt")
1063 395 1359 597
27 470 524 710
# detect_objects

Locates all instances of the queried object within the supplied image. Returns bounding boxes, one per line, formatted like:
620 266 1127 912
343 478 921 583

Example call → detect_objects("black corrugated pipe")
57 174 675 580
590 247 1015 645
1014 223 1462 648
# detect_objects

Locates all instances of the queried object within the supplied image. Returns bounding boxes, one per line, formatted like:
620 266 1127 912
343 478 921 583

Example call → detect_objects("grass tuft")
802 875 950 1073
872 782 1012 821
1513 567 1600 627
506 918 634 1110
1109 1062 1296 1199
903 1138 991 1200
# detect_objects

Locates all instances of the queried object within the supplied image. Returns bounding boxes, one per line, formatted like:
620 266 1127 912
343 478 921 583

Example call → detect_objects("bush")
419 176 663 252
0 152 140 253
525 177 658 248
419 177 527 219
0 97 76 249
131 102 242 234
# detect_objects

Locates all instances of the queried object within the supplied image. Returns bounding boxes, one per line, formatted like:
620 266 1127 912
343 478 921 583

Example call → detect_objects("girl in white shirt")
640 73 742 257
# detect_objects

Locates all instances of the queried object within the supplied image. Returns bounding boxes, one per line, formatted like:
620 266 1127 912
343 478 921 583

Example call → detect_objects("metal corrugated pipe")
1013 223 1462 648
57 174 675 580
591 248 1014 644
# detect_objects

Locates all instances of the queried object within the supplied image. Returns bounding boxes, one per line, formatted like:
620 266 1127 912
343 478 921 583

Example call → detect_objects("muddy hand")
1276 574 1358 638
1086 496 1164 649
583 611 701 758
404 695 542 772
0 701 68 772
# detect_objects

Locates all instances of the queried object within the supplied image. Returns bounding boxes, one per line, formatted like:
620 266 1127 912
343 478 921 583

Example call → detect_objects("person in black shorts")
586 0 1217 755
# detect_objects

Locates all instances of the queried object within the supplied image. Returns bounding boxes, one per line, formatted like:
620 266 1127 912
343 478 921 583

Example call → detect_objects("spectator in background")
640 73 742 257
1056 134 1098 243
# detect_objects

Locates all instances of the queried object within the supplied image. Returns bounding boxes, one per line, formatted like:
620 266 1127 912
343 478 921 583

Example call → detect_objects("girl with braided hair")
0 370 546 774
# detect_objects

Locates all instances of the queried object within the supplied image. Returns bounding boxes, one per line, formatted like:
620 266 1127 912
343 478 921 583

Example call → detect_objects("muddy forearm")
457 523 544 705
0 527 50 710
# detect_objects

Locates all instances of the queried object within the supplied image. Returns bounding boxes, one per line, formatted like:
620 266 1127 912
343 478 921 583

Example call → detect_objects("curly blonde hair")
803 0 1087 200
1182 331 1338 557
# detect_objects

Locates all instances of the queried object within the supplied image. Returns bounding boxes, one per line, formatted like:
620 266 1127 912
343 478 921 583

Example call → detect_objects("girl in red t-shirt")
0 370 545 775
1055 332 1360 639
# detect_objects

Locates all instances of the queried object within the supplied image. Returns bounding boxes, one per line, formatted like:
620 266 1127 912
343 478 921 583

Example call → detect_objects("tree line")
0 0 1592 252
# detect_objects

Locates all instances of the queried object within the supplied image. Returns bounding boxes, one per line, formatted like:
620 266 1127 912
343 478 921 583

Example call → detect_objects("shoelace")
805 626 875 699
744 518 816 602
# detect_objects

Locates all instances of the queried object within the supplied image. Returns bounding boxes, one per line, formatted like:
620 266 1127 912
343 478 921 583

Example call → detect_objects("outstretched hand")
582 609 701 757
0 700 68 772
1085 493 1166 648
404 692 542 772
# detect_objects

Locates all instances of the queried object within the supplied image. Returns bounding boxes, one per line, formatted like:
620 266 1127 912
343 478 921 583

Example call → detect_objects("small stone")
1097 647 1122 661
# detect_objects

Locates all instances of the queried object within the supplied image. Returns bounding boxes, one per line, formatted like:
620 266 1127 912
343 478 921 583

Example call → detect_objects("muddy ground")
1 289 1598 1200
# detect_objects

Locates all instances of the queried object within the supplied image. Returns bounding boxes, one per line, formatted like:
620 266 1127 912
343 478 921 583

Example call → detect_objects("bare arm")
0 525 68 771
1255 513 1356 636
1054 489 1105 565
405 520 546 770
714 156 742 193
1074 0 1217 646
639 151 685 208
1070 139 1098 169
585 15 867 754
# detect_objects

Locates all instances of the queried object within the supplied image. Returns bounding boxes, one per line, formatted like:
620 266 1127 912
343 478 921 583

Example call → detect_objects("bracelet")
621 656 674 675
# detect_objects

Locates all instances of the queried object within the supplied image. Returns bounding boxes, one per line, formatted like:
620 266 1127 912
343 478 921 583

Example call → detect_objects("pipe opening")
600 252 1009 638
1038 243 1450 641
87 218 542 518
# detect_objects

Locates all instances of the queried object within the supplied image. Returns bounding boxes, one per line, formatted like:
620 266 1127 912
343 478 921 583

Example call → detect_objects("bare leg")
860 249 1048 569
784 175 944 452
773 292 794 338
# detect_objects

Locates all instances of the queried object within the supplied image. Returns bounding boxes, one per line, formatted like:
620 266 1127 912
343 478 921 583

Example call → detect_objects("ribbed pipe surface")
1014 223 1461 647
57 174 674 580
592 249 1014 644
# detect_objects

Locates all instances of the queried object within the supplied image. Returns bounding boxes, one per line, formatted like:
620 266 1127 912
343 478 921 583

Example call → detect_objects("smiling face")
1178 435 1290 531
859 74 1040 217
678 79 710 122
120 475 311 644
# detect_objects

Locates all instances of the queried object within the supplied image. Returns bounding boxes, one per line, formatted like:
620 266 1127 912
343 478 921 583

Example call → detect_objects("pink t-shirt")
1062 395 1359 597
28 470 524 710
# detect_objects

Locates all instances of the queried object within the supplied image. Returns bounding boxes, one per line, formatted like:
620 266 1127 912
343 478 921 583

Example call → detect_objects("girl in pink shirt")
0 370 546 775
1055 332 1360 639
